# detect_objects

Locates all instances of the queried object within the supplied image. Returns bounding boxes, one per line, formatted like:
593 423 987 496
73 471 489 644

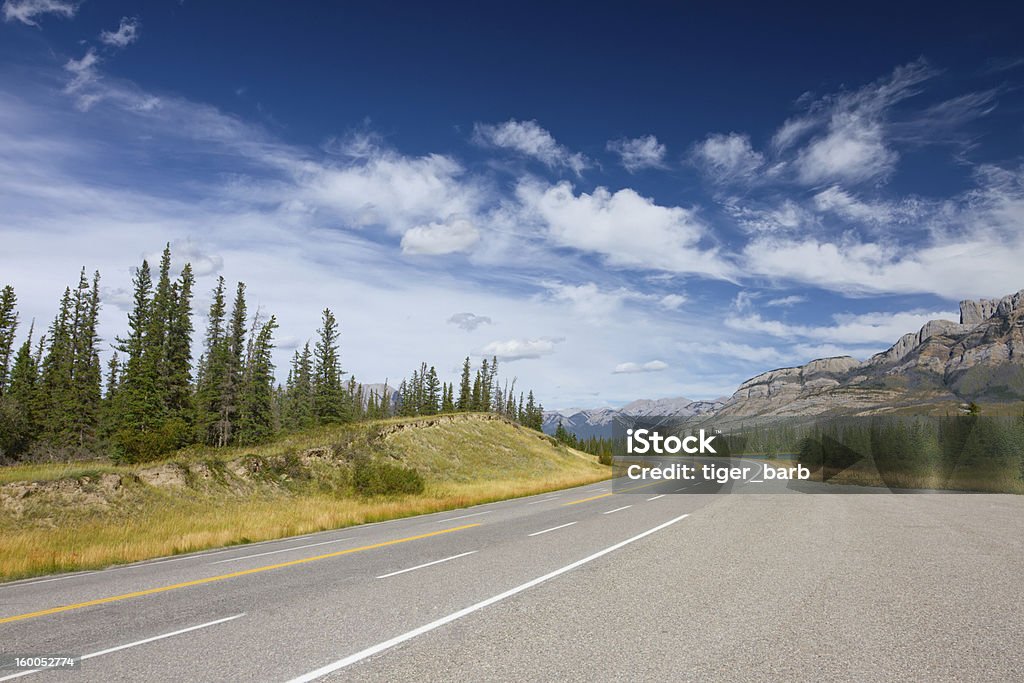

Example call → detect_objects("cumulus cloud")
2 0 76 25
400 216 479 255
606 135 667 172
480 337 563 361
473 119 588 175
691 132 764 182
100 17 140 48
612 360 668 374
518 180 734 278
447 312 492 331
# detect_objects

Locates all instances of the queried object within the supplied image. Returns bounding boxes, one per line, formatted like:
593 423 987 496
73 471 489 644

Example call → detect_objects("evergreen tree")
0 324 38 456
237 315 278 445
313 308 347 423
194 276 227 444
112 260 160 437
68 270 102 447
215 282 248 447
0 285 17 395
284 342 314 430
164 263 194 421
425 366 440 415
457 357 471 411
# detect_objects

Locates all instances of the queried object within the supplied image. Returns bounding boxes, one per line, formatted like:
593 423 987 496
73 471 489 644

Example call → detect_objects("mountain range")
546 288 1024 437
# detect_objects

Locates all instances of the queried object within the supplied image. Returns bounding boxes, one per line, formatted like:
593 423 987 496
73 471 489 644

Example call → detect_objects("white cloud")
518 180 734 278
64 48 100 94
100 17 140 48
480 337 563 361
724 309 958 345
606 135 667 172
612 360 668 374
725 198 813 234
765 295 806 307
788 59 935 185
659 294 686 310
447 312 492 331
2 0 75 25
400 216 479 255
144 240 223 277
472 119 587 175
691 133 764 182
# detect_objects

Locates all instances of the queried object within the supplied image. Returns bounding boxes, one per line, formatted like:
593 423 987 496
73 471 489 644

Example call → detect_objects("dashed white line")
211 537 353 564
0 613 245 681
376 551 477 579
646 494 666 501
603 505 632 515
0 572 96 590
527 522 577 537
286 514 690 682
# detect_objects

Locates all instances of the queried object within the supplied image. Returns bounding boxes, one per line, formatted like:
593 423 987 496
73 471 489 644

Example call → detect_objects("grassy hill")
0 413 608 581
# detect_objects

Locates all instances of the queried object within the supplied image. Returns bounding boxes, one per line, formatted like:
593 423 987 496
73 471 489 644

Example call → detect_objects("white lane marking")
525 496 560 505
674 486 689 492
286 514 690 682
211 538 353 565
646 494 666 501
437 511 491 523
527 522 577 537
0 614 246 681
602 505 632 515
0 572 96 590
376 551 477 579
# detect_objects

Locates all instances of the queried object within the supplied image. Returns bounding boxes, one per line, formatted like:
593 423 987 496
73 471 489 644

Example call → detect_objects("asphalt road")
1 464 1022 682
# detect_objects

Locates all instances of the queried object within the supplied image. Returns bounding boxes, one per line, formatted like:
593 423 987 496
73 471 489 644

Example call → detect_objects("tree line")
0 246 546 463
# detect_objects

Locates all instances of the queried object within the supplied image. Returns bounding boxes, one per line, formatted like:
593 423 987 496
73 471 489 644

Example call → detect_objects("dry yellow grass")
0 415 609 581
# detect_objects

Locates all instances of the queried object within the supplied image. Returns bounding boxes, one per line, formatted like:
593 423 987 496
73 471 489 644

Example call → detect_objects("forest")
0 246 547 464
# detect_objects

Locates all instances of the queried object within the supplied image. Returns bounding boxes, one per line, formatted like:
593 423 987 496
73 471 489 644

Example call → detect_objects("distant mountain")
543 397 725 439
709 288 1024 424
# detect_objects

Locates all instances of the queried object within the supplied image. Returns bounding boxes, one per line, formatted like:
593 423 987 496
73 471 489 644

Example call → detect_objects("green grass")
0 414 610 581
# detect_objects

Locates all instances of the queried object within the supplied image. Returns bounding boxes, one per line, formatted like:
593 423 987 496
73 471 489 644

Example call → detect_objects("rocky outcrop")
714 288 1024 420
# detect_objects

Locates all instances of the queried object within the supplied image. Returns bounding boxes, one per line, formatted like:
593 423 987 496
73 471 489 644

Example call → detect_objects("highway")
1 470 1023 682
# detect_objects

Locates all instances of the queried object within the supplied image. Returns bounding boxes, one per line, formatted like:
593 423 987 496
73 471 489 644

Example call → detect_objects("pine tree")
113 260 160 436
164 263 194 422
215 282 248 447
237 315 278 445
194 276 227 444
313 308 347 423
68 269 102 448
457 357 471 411
1 324 38 456
37 287 76 447
0 285 17 395
284 342 314 430
425 366 440 415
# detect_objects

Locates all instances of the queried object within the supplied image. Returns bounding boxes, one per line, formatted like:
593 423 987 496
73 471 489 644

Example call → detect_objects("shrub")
352 460 425 497
112 418 190 464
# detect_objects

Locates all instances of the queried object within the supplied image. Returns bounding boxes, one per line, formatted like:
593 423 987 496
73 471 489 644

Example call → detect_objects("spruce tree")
194 276 227 444
457 357 471 411
237 315 278 445
0 285 17 395
215 282 248 446
164 263 194 422
425 366 440 415
313 308 347 423
284 342 314 430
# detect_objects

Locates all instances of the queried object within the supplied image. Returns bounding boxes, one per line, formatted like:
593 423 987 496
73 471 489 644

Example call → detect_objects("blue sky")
2 1 1023 408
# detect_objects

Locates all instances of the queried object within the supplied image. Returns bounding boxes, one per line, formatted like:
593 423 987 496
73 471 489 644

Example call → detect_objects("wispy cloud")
447 312 492 331
2 0 76 26
691 132 764 183
472 119 588 175
612 360 668 374
480 337 563 361
100 16 140 48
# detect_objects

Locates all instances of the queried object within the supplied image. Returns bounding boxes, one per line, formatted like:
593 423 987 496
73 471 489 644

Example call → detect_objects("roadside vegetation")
721 409 1024 493
0 413 609 581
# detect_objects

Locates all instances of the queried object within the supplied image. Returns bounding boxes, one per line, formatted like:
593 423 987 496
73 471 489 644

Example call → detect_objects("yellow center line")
0 524 481 625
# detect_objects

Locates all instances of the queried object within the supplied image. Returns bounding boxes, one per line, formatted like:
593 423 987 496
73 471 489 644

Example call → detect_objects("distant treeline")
552 420 615 463
0 246 545 463
721 412 1024 490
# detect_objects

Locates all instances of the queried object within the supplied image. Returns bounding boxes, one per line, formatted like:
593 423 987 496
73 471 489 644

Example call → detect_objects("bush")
352 460 425 497
112 418 191 464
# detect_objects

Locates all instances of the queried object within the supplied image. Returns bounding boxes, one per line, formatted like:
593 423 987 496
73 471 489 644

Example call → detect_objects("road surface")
1 467 1022 681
